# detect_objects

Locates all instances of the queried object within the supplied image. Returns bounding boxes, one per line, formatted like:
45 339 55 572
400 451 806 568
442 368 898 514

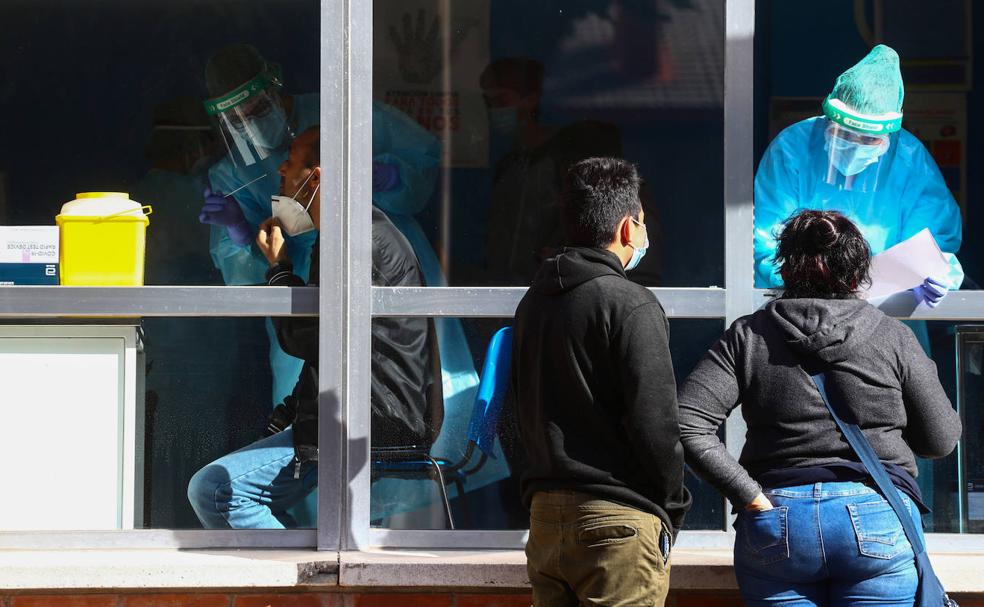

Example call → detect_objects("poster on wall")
904 93 967 215
374 1 490 168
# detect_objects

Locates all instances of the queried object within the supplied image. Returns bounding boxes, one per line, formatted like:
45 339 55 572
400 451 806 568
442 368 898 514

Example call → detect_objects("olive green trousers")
526 490 671 607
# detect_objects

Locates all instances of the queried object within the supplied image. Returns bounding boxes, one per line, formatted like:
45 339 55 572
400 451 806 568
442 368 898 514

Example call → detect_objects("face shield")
203 69 293 168
820 96 902 193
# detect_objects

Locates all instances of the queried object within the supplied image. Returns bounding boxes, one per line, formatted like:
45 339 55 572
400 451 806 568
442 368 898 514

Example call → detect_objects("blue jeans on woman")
187 428 318 529
734 481 921 606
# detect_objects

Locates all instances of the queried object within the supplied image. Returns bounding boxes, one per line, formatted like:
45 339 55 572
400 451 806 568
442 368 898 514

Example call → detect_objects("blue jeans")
187 428 318 529
734 481 920 606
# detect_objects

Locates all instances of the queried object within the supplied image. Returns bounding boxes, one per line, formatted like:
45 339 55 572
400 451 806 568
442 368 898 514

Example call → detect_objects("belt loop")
814 482 823 498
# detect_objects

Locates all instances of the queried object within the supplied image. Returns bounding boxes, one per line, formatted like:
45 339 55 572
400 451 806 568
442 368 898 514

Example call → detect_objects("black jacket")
267 207 435 466
512 247 692 536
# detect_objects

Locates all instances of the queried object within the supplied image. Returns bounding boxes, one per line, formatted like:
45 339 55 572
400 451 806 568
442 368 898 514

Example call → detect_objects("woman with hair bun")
678 209 961 605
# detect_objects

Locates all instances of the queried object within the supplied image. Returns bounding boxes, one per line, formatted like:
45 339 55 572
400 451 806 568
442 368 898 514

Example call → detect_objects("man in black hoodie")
513 157 691 606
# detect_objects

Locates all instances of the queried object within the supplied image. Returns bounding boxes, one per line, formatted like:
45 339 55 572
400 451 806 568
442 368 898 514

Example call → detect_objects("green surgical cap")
829 44 904 115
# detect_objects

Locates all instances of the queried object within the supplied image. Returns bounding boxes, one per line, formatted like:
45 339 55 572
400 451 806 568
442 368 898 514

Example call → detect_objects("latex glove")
911 277 948 308
372 161 401 193
199 187 251 246
256 218 288 266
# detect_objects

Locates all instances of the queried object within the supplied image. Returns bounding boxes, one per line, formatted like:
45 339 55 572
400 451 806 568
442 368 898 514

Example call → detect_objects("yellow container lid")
76 192 129 199
59 192 146 220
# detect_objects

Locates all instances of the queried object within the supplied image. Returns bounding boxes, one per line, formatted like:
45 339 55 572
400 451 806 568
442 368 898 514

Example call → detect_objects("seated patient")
188 126 438 529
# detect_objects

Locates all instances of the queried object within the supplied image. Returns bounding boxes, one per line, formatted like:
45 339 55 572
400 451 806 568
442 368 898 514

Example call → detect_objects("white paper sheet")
862 228 951 301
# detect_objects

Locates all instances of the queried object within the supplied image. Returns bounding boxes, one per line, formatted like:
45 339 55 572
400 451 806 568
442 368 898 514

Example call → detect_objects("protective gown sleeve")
206 163 270 286
898 137 965 290
370 101 441 216
207 225 269 286
753 133 801 288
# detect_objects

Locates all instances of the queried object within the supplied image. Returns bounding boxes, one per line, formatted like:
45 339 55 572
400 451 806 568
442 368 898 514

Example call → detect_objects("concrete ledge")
1 548 983 593
0 550 338 590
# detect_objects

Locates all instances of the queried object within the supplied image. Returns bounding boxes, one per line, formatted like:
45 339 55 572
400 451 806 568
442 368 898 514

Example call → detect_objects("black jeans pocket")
738 506 790 565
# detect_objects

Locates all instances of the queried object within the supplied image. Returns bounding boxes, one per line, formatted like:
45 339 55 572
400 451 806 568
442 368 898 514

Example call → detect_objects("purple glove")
372 161 401 193
199 187 251 246
911 277 948 308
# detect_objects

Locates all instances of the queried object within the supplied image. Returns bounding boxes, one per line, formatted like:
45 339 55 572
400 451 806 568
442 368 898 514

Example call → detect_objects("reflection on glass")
958 325 984 533
144 317 278 529
371 318 726 531
372 0 724 287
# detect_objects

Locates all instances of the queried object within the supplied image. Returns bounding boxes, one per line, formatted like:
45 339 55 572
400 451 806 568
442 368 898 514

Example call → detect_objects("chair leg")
454 478 471 529
426 456 455 530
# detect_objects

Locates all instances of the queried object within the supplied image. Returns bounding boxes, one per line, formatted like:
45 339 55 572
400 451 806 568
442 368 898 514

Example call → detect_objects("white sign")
374 0 491 167
0 226 58 264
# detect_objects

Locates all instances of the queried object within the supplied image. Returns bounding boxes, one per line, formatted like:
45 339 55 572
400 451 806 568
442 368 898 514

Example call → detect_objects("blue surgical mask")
243 104 290 150
488 106 519 137
625 218 649 271
825 130 888 177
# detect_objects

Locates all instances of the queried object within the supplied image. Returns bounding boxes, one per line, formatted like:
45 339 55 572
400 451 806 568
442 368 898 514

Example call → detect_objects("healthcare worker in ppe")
754 44 963 306
199 44 320 410
199 45 451 409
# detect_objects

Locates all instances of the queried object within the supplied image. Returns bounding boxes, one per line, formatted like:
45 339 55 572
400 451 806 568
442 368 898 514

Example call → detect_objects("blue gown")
754 117 963 290
207 93 321 408
370 102 510 519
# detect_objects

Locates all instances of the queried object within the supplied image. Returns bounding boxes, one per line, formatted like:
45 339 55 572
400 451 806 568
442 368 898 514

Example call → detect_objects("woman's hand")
744 492 774 513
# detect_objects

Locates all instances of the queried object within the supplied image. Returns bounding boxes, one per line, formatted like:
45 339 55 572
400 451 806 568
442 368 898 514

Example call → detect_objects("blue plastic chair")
370 327 513 529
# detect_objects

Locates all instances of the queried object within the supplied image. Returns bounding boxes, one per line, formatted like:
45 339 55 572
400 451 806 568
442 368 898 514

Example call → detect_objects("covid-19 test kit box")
0 227 59 285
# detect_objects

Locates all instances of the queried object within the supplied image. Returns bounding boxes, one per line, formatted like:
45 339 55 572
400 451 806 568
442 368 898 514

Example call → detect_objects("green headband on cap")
822 96 903 134
204 68 282 116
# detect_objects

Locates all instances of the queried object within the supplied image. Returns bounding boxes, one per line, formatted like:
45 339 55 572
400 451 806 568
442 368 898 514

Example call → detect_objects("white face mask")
271 169 319 236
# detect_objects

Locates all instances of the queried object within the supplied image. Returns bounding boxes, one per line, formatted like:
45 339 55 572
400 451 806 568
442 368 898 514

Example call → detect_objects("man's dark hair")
561 157 643 248
775 209 871 298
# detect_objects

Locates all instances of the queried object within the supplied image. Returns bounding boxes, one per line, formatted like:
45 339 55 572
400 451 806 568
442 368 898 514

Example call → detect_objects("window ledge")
1 548 983 593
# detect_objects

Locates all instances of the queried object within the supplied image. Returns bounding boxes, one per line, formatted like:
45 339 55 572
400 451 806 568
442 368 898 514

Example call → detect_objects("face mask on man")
824 129 889 177
625 217 649 271
271 169 319 236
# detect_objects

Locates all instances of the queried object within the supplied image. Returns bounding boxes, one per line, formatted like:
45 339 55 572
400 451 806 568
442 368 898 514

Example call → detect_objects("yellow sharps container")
55 192 152 286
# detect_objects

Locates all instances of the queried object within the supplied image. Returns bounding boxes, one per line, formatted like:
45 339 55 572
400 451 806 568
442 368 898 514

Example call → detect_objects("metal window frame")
348 0 984 553
2 0 983 555
347 0 753 550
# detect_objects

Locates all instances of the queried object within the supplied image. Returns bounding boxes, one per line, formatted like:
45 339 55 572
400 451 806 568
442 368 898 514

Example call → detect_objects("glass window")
368 317 725 531
370 0 725 288
755 0 979 533
0 0 320 287
0 0 324 535
0 317 309 531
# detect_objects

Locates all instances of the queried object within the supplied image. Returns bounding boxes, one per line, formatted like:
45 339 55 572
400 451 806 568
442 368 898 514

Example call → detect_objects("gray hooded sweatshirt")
677 297 961 507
